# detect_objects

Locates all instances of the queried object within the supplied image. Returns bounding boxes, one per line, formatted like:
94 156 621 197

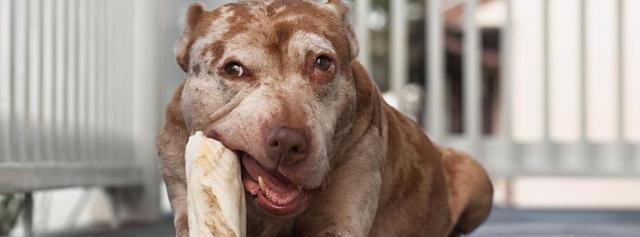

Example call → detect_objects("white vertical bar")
616 0 625 142
78 0 88 162
390 0 407 91
123 1 134 163
542 0 550 142
72 0 82 162
89 0 98 163
117 0 125 163
12 0 29 162
569 0 590 172
524 0 557 173
37 0 45 162
498 0 514 171
89 0 97 163
75 0 84 161
55 0 67 163
75 0 84 162
112 0 119 164
126 1 135 163
541 0 556 171
585 1 617 144
22 0 31 162
101 0 108 165
628 1 640 173
111 0 120 163
42 0 56 163
0 0 12 162
95 0 103 163
28 0 43 162
119 0 130 164
578 0 587 143
133 0 148 163
99 1 113 162
500 0 513 140
614 0 628 172
67 0 78 162
99 0 105 164
354 0 371 70
91 0 103 163
426 0 446 139
464 0 481 149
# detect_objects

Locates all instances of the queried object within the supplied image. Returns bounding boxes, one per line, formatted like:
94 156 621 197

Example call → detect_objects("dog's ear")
317 0 359 59
176 3 206 72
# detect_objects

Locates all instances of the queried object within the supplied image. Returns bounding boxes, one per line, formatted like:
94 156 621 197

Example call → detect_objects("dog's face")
176 0 358 217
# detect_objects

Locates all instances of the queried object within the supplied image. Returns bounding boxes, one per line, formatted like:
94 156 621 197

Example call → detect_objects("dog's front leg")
164 181 189 237
296 131 385 237
156 82 191 237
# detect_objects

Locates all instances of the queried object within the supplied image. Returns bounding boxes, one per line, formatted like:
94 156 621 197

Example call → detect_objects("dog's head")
176 0 361 217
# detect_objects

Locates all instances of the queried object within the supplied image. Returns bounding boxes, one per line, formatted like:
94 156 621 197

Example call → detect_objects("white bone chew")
185 131 246 237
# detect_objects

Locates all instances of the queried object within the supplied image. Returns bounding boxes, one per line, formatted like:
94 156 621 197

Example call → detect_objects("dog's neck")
329 60 388 167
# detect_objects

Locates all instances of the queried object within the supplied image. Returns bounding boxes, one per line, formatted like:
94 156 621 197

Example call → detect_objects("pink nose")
266 127 308 166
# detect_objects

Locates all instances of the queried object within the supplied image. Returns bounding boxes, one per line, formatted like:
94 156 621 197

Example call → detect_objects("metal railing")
359 0 639 177
0 3 175 230
0 0 179 232
2 0 139 193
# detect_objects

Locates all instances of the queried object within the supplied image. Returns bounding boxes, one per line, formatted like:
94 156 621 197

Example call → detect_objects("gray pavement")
43 208 640 237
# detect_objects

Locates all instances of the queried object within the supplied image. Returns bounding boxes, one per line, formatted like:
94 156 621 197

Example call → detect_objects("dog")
156 0 493 236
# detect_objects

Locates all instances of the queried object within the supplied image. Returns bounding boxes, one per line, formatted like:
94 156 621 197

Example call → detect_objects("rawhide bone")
185 131 246 237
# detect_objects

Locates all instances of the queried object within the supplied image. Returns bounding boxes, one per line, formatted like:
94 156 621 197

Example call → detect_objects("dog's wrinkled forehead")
176 0 357 72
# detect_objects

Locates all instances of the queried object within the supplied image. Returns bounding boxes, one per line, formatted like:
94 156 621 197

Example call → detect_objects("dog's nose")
266 127 308 166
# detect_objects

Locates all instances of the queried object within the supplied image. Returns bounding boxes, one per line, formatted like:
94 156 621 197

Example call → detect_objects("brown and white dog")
156 0 493 236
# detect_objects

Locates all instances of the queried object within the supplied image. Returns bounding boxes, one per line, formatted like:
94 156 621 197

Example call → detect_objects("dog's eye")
223 62 245 77
314 56 333 72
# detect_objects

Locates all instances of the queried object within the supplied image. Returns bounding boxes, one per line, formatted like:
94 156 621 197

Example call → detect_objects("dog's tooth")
258 176 265 192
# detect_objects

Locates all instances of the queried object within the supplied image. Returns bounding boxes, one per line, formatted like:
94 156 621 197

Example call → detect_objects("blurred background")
0 0 639 236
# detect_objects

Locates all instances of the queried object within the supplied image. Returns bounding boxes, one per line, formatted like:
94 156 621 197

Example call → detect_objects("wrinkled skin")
156 1 493 236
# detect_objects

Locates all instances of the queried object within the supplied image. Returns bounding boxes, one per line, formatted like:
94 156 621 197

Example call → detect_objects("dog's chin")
237 151 313 217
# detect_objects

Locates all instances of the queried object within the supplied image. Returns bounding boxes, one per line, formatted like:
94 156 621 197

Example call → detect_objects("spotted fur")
157 1 493 236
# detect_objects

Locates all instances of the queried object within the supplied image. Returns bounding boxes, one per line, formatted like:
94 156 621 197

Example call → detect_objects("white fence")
0 0 155 192
356 0 640 177
1 0 639 197
0 0 189 233
0 1 186 234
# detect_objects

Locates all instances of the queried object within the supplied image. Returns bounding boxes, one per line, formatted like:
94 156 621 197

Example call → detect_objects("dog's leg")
165 182 189 237
439 147 493 236
295 130 384 237
158 134 190 237
157 83 191 237
158 131 189 237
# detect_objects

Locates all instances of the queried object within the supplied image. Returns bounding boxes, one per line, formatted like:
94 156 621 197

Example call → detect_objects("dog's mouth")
237 151 310 217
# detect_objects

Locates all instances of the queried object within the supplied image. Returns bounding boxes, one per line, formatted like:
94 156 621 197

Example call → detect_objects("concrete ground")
44 208 640 237
470 207 640 237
